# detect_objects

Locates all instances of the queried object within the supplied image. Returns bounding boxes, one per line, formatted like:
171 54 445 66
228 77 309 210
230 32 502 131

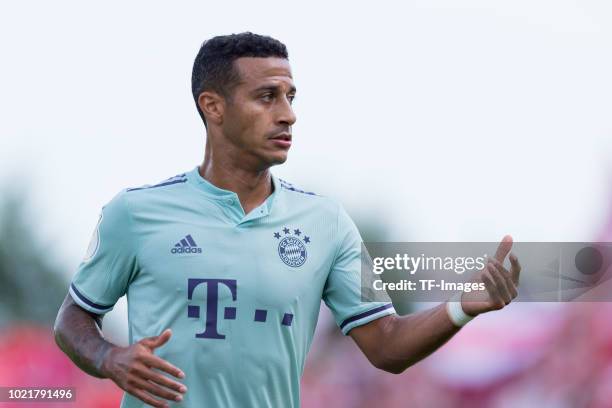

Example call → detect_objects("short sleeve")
322 204 396 335
69 192 138 314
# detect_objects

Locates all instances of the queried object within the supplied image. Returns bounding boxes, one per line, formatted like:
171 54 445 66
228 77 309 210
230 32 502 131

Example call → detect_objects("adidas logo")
171 234 202 254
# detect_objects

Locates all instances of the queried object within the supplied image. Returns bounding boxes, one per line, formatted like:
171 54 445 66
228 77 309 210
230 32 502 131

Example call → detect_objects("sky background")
1 1 611 337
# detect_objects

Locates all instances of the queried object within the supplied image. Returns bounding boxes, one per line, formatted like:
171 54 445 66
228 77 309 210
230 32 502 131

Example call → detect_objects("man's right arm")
53 294 188 408
53 294 114 378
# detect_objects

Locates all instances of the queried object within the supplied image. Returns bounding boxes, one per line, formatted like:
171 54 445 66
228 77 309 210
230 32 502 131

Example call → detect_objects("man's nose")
276 97 297 126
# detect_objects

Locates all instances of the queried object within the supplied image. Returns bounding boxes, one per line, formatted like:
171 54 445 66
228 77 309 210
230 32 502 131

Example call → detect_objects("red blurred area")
301 302 612 408
0 325 122 408
1 305 612 408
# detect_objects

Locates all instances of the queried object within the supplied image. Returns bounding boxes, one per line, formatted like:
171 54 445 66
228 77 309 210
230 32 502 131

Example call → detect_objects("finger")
142 353 186 379
131 376 184 403
501 272 518 299
489 259 518 299
127 387 168 408
487 263 512 304
141 329 172 350
481 271 504 308
139 366 188 394
494 235 513 263
504 274 518 299
509 252 522 285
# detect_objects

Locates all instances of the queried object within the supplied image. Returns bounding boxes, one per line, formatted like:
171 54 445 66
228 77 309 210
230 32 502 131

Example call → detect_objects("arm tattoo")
53 294 116 378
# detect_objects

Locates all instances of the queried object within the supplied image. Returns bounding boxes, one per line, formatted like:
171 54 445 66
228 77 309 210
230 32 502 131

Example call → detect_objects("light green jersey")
70 167 395 407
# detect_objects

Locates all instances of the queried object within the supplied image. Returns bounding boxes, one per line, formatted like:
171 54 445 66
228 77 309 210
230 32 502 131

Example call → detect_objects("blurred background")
1 0 611 407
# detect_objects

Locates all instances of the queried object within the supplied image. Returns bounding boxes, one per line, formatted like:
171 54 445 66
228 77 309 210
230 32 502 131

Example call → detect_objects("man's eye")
288 95 296 104
261 94 273 101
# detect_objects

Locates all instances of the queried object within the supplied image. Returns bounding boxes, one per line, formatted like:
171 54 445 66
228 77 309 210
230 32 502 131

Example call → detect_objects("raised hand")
101 329 187 408
461 235 522 317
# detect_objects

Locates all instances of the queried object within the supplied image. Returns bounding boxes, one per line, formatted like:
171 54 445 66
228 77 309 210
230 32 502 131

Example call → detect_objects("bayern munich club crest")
274 227 310 267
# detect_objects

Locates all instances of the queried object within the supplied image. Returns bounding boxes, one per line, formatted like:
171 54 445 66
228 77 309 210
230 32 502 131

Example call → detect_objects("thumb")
494 235 513 263
141 329 172 350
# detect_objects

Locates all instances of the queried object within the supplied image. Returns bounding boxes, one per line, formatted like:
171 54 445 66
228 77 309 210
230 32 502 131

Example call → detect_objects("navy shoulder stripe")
127 173 187 192
339 304 394 329
70 283 114 312
278 178 317 196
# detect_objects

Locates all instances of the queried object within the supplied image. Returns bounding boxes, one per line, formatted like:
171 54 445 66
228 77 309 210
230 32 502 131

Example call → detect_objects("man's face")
220 57 297 169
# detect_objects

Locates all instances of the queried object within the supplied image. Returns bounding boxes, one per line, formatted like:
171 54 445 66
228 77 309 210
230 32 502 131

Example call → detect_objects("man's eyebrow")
253 84 297 94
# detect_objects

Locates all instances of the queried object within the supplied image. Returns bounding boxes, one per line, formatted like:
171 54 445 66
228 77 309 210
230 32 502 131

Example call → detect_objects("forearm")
354 241 521 374
378 303 461 373
53 296 117 378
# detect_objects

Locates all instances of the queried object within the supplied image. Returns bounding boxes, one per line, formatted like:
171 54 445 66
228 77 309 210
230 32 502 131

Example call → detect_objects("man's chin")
250 149 289 170
266 152 289 166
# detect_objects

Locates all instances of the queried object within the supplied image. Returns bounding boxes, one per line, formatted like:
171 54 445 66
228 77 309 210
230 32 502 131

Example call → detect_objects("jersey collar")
186 166 279 224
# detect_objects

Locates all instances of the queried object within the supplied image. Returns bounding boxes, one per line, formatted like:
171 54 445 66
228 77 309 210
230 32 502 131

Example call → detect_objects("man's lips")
269 133 292 141
269 133 292 148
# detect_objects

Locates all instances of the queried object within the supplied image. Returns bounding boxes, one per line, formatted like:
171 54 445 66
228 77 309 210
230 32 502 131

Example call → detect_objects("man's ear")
198 91 225 126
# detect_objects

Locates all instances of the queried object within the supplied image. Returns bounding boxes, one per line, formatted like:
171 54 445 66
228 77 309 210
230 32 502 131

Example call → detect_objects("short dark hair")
191 32 289 127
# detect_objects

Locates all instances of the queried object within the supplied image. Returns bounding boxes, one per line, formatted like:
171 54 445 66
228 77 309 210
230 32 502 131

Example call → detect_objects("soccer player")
54 33 521 408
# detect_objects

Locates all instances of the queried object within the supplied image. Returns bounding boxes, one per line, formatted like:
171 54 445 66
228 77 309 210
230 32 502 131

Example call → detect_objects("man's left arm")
349 237 521 374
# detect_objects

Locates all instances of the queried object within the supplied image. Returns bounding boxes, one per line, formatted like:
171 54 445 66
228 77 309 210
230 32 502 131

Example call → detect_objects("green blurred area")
0 186 136 406
0 186 67 328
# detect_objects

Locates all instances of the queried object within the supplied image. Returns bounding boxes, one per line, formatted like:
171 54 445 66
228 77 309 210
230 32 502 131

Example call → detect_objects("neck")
199 143 273 215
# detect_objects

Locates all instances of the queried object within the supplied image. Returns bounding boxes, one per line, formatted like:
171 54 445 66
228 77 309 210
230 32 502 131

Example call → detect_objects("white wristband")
446 292 474 327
